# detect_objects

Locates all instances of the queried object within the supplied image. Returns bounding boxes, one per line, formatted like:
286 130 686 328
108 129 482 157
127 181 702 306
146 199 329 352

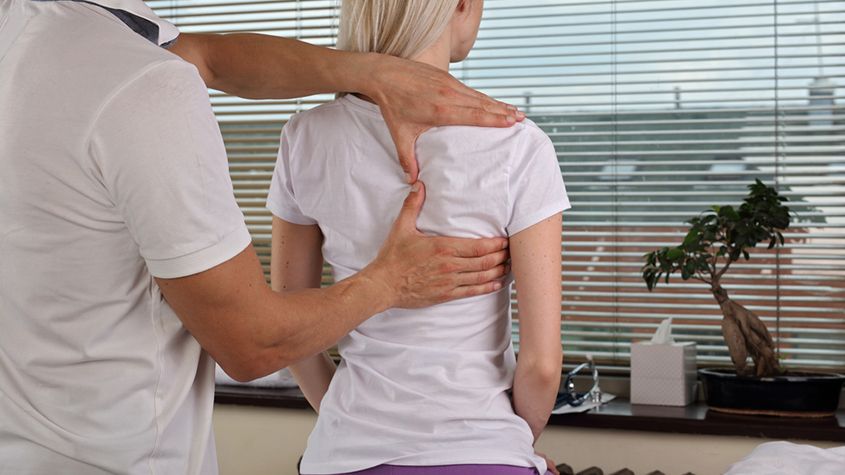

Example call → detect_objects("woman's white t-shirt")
268 94 570 475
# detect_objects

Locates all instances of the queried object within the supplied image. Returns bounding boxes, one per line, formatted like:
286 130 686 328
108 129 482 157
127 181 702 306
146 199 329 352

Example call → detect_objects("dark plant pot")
699 368 845 417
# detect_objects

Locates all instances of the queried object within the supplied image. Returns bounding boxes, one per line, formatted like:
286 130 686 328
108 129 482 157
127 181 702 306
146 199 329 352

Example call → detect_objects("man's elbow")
216 349 295 383
169 33 219 88
218 363 263 383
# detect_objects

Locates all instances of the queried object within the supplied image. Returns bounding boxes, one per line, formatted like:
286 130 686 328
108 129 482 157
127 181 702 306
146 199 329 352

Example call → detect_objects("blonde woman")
268 1 568 474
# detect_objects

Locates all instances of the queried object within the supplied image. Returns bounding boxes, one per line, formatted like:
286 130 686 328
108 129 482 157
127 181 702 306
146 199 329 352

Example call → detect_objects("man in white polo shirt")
0 1 520 473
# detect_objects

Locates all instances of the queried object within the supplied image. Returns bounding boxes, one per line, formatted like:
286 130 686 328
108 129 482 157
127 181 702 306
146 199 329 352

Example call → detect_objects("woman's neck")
410 30 452 72
353 32 452 104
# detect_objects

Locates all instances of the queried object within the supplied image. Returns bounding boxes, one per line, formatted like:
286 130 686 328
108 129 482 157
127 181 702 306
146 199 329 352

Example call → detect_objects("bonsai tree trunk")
711 285 781 377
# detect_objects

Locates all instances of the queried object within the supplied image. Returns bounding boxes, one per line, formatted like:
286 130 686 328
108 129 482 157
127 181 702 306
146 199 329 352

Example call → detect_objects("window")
152 0 844 375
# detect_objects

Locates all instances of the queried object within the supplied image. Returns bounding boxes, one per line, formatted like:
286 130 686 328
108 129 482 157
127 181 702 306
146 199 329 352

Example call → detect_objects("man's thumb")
396 181 426 231
396 137 419 184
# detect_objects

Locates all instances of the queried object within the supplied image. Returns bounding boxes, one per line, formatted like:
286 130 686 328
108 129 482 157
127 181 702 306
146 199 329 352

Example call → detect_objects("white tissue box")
630 341 697 406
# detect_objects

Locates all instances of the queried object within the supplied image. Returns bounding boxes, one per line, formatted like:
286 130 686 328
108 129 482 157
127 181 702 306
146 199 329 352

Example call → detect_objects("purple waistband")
309 464 548 475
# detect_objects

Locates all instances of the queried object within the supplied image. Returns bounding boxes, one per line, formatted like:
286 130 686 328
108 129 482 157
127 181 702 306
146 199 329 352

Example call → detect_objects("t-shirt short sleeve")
266 118 318 225
90 60 251 279
506 125 571 236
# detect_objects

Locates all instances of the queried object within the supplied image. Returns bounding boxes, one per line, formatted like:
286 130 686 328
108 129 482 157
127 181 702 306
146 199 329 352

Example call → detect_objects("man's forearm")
170 33 369 99
238 268 392 380
158 246 395 383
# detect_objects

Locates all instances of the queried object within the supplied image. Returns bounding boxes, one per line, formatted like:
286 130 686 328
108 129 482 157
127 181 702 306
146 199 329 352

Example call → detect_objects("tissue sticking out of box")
650 317 674 344
632 318 698 406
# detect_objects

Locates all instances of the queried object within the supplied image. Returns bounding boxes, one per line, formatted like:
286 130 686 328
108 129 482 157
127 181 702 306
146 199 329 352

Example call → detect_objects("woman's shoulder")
282 98 351 134
511 118 553 150
425 117 549 145
418 118 552 164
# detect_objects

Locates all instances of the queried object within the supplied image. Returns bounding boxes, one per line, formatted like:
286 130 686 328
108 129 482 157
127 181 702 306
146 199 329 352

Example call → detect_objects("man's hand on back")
360 181 510 309
157 181 509 380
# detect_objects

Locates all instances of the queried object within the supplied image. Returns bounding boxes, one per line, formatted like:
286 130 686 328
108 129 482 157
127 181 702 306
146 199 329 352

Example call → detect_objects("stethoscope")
555 355 602 408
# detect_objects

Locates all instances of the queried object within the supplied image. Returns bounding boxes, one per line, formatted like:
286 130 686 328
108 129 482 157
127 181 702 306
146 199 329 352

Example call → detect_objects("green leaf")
666 248 685 260
682 229 700 248
720 205 740 221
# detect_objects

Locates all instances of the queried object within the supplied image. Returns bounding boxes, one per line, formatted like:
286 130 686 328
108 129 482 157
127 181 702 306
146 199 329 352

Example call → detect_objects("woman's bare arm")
270 217 336 411
510 213 564 442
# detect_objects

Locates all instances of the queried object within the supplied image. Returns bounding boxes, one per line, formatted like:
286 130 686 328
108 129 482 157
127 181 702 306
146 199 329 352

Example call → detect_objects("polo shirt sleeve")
90 60 251 279
506 124 571 236
266 118 318 225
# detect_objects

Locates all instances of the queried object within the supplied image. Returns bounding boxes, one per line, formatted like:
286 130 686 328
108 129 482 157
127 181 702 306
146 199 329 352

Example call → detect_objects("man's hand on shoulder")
169 33 522 182
360 54 525 183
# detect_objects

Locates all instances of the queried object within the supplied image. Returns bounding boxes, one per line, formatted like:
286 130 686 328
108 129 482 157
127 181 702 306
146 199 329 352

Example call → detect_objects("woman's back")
268 94 568 474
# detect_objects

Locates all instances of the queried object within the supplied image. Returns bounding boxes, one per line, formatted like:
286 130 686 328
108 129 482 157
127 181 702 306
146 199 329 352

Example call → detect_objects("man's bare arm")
169 33 524 181
157 183 509 382
170 33 355 100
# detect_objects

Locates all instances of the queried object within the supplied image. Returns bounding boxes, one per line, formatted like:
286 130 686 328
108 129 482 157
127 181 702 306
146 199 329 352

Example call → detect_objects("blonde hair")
337 0 460 59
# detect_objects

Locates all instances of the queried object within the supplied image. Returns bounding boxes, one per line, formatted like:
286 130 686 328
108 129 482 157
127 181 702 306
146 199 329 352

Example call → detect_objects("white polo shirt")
0 1 250 473
268 95 569 474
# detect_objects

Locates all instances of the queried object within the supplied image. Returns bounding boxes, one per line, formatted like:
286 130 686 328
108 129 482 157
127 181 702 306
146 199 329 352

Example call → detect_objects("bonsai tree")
641 180 791 378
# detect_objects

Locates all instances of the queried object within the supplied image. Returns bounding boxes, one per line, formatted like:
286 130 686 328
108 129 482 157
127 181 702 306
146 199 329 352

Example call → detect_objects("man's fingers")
433 73 521 127
450 81 524 120
446 281 504 301
466 90 523 118
393 134 419 183
449 77 505 104
449 250 509 273
385 119 425 183
436 235 509 258
393 181 426 233
454 263 508 287
436 105 518 128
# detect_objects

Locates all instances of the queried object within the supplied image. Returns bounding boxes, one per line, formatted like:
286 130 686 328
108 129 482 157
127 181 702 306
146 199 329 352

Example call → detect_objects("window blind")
151 0 845 375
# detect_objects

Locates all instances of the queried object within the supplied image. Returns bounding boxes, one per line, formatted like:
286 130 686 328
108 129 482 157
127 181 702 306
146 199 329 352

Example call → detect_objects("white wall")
212 404 841 475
